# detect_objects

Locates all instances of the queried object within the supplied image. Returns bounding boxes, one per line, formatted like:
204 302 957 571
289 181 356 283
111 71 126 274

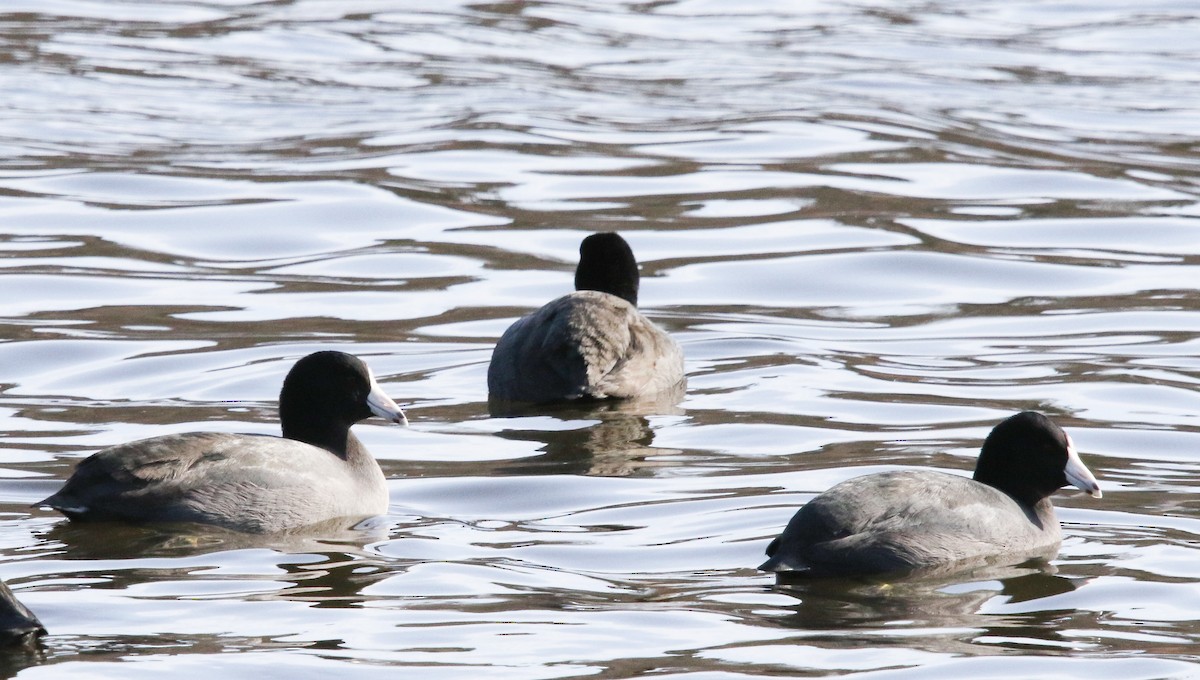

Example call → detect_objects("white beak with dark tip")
365 367 408 426
1064 435 1101 498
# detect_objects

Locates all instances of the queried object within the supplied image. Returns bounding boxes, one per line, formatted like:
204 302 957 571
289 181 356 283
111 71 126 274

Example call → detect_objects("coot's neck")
1024 497 1056 530
973 469 1054 508
282 420 359 460
577 273 639 307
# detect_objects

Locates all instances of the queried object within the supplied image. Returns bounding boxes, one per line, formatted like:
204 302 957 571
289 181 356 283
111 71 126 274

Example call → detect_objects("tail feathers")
758 552 811 573
759 536 811 573
33 492 87 518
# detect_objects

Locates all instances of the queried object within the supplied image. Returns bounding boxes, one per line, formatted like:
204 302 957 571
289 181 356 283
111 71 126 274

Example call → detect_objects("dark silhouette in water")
0 580 43 646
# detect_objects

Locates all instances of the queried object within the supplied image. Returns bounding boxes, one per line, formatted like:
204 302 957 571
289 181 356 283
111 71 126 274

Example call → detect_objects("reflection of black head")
999 569 1078 604
973 411 1072 507
575 232 640 306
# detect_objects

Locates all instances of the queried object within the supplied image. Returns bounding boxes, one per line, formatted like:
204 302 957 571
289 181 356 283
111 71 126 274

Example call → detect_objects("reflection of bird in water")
40 514 390 561
35 518 397 615
767 560 1078 635
490 391 685 477
488 232 685 405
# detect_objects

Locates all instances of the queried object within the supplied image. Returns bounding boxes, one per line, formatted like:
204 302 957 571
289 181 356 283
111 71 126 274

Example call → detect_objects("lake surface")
2 0 1200 677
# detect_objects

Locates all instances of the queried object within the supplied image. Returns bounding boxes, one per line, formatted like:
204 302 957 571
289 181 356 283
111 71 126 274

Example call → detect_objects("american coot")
487 232 685 403
759 411 1103 577
38 351 407 534
0 581 43 645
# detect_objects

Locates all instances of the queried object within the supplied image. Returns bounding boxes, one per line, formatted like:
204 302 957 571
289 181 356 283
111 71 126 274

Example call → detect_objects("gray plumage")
38 351 406 534
760 412 1102 577
488 233 685 403
761 471 1061 575
41 432 389 534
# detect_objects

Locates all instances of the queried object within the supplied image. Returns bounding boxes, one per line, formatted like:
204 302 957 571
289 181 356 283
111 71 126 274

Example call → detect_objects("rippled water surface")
2 0 1200 677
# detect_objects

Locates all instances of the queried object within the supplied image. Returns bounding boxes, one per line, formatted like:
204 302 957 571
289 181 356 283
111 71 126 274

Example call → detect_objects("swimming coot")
487 232 684 403
759 411 1102 577
38 351 406 533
